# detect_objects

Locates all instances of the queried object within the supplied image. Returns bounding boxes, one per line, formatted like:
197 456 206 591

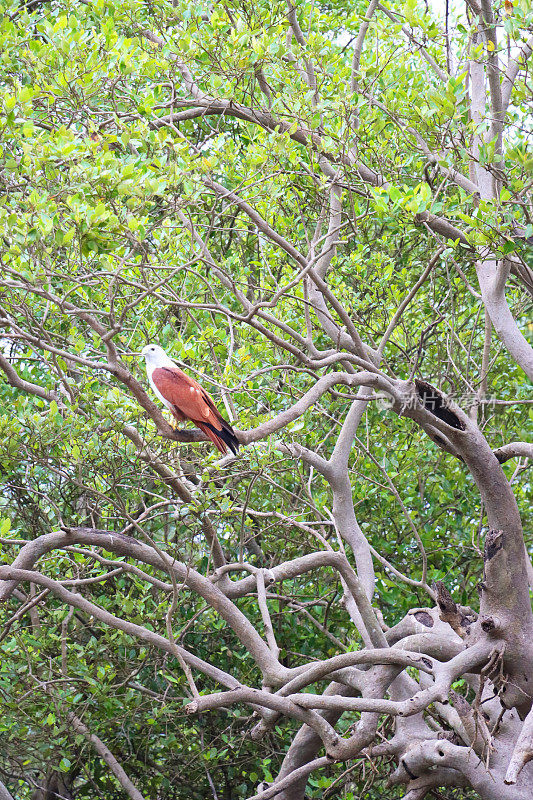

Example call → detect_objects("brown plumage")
151 366 239 455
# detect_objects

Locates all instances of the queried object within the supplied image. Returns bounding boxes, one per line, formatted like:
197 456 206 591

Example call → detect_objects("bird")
141 344 239 455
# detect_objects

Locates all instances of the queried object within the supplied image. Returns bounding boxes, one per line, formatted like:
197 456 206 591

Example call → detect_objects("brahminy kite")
142 344 239 455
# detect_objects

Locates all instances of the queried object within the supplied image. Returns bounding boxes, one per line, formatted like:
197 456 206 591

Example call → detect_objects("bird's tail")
197 421 240 456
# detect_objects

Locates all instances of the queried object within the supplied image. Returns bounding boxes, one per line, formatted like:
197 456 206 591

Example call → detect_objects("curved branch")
278 649 434 697
351 0 380 93
505 703 533 784
494 442 533 464
67 713 148 800
0 354 58 401
476 260 533 382
501 34 533 113
238 371 393 444
0 783 14 800
0 534 285 684
245 757 330 800
0 566 239 689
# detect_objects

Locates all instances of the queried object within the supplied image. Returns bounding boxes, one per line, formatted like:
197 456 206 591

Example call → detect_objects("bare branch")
351 0 380 93
494 442 533 463
505 704 533 784
0 354 57 401
0 782 15 800
501 34 533 112
67 712 149 800
0 565 239 688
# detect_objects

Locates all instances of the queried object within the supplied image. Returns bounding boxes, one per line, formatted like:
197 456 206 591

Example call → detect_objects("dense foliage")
0 0 531 798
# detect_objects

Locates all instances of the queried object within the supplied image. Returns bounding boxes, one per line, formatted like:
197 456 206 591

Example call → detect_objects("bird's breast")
148 372 172 409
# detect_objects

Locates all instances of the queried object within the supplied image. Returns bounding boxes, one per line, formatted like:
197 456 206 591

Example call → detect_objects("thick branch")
238 371 392 444
501 34 533 112
0 534 285 685
0 783 14 800
0 565 239 688
494 442 533 463
505 704 533 784
351 0 380 92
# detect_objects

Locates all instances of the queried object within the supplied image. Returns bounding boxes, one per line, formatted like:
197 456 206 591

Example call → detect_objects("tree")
0 0 532 797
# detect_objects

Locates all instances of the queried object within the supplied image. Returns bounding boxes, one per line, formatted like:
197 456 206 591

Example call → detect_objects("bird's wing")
151 367 225 428
151 366 240 455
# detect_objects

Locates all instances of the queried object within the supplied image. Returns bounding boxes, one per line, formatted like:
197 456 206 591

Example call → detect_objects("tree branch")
493 442 533 463
0 354 58 401
67 712 148 800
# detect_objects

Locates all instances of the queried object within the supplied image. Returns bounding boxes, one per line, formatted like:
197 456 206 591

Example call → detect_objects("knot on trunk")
412 610 434 627
484 529 504 562
480 615 502 634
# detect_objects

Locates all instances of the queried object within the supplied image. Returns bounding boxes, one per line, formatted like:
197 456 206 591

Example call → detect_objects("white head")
141 344 177 370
